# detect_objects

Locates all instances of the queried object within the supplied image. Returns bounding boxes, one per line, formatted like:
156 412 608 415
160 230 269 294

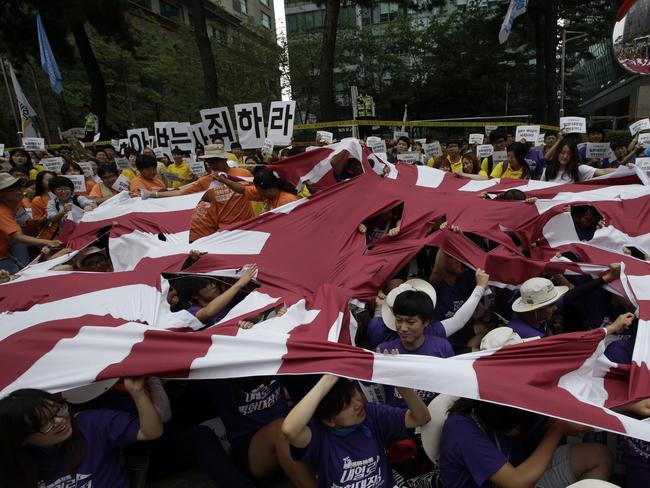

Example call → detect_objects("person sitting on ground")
46 176 95 237
542 139 624 183
0 378 163 488
166 149 193 189
214 167 299 212
129 155 166 194
89 164 120 203
61 162 95 196
461 142 531 180
282 374 431 488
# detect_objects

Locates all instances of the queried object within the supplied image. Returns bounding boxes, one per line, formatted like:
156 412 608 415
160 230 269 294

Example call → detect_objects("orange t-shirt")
31 194 58 240
179 168 254 229
89 182 118 199
189 201 219 242
0 202 20 260
243 186 299 212
130 176 165 193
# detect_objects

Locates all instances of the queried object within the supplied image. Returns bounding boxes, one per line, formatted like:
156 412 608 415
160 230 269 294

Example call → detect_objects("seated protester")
73 246 113 272
174 264 257 326
282 374 431 488
30 171 58 239
444 141 463 173
579 127 610 168
430 251 476 322
570 205 602 241
0 378 163 488
435 155 452 172
439 398 613 488
509 265 621 339
389 136 411 163
358 203 403 242
152 145 254 230
0 174 62 273
89 163 120 203
366 271 489 352
46 176 95 238
214 167 299 212
377 288 456 407
93 148 109 164
478 130 508 177
121 147 139 180
129 154 166 194
229 142 244 166
542 139 620 183
61 161 96 197
166 149 193 189
9 148 43 180
461 152 480 175
609 141 637 167
460 142 531 181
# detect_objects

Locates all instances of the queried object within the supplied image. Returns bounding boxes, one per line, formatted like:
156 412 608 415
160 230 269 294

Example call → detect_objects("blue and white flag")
36 12 62 94
499 0 528 44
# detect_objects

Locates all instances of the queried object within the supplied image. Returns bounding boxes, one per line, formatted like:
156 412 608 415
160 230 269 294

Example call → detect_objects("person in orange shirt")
31 171 58 240
130 155 166 194
152 145 254 232
214 167 298 212
61 162 96 196
89 164 120 204
0 174 61 273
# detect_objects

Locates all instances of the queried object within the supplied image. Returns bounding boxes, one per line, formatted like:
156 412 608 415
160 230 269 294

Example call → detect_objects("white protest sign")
167 122 193 152
367 137 387 154
468 133 484 144
41 157 64 173
154 147 166 159
515 125 540 142
261 138 274 157
93 132 101 143
111 174 131 193
267 101 296 146
111 139 120 151
635 157 650 186
585 142 610 160
629 118 650 136
396 152 421 164
536 133 546 147
477 144 494 158
316 131 334 144
78 161 94 177
154 121 174 150
189 121 210 149
484 125 498 136
200 107 237 150
0 143 5 155
559 117 586 134
414 138 427 145
64 174 87 193
393 131 409 140
423 142 442 158
235 103 266 149
126 128 150 153
118 138 129 152
190 158 206 176
114 157 131 170
639 133 650 148
22 137 45 151
492 150 507 163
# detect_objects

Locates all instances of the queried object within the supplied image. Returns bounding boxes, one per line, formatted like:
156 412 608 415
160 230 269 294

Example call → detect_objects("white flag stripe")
415 166 446 189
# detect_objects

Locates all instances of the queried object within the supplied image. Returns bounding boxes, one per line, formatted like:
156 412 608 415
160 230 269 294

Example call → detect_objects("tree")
189 0 219 106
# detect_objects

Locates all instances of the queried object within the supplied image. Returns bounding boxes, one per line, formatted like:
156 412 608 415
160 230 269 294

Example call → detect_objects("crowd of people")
1 123 650 488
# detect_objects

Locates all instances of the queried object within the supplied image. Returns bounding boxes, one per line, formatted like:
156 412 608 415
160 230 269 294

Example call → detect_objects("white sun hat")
480 327 523 350
419 394 459 463
567 481 620 488
511 277 568 314
381 278 437 331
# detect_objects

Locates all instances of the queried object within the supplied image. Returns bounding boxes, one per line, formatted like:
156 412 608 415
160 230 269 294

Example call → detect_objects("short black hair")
587 126 605 137
97 163 119 178
61 162 83 175
397 136 411 146
489 130 508 144
173 276 215 302
493 188 527 201
230 142 242 150
171 148 185 156
135 154 157 170
314 379 358 421
392 290 433 322
124 147 138 158
49 175 74 192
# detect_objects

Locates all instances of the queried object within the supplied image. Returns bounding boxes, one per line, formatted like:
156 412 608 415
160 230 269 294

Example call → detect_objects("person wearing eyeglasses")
0 377 162 488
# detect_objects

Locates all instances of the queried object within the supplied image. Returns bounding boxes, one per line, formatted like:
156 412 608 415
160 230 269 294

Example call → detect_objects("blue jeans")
0 258 19 274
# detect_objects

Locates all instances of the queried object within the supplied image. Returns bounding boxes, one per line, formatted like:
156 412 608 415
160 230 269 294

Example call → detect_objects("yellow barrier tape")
295 120 560 131
5 140 114 152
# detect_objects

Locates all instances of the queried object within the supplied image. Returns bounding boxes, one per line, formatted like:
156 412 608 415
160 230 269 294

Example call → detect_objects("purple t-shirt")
508 315 548 338
188 290 247 326
605 338 633 364
434 269 475 322
291 402 409 488
524 148 545 180
378 336 454 408
207 377 288 445
440 412 513 488
366 316 446 350
579 146 610 168
33 409 139 488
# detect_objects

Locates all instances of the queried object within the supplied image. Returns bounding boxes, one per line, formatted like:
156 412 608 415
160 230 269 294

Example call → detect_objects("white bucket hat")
567 481 620 488
479 327 523 350
381 278 437 331
419 394 458 463
198 144 230 160
511 277 568 314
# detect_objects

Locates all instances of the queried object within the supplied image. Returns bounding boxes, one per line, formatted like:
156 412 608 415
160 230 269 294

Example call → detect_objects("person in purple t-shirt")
430 251 477 322
174 264 257 327
282 374 431 488
440 398 614 488
0 377 162 488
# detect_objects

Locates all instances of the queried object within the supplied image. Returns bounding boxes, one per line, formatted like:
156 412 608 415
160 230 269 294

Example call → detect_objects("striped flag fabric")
2 152 650 442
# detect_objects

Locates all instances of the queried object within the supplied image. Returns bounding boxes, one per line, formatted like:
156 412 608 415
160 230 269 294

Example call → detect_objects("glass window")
261 12 271 29
233 0 248 15
260 0 270 6
133 0 152 9
159 0 180 19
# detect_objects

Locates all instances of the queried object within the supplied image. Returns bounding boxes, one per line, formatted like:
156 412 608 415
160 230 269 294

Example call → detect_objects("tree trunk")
190 0 219 106
318 0 340 122
71 21 107 133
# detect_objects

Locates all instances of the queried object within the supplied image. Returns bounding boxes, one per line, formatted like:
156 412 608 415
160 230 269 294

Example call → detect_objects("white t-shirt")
541 164 596 183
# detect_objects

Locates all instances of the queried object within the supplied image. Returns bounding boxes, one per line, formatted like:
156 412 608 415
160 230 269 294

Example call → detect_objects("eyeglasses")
38 402 69 435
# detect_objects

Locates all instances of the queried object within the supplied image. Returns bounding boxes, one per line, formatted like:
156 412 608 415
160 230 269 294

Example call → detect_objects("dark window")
159 0 180 19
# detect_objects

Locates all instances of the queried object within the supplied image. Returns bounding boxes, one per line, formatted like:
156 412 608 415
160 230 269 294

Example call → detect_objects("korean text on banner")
515 125 540 142
316 131 334 144
64 174 86 193
111 174 131 192
41 157 64 173
477 144 494 158
200 107 237 150
629 118 650 136
235 103 266 149
267 101 296 146
469 133 484 145
22 137 45 151
585 143 610 160
126 128 150 153
559 117 586 134
423 142 443 158
396 152 421 164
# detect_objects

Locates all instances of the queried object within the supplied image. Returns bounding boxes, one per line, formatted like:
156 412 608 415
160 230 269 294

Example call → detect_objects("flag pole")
0 56 21 135
28 61 52 143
